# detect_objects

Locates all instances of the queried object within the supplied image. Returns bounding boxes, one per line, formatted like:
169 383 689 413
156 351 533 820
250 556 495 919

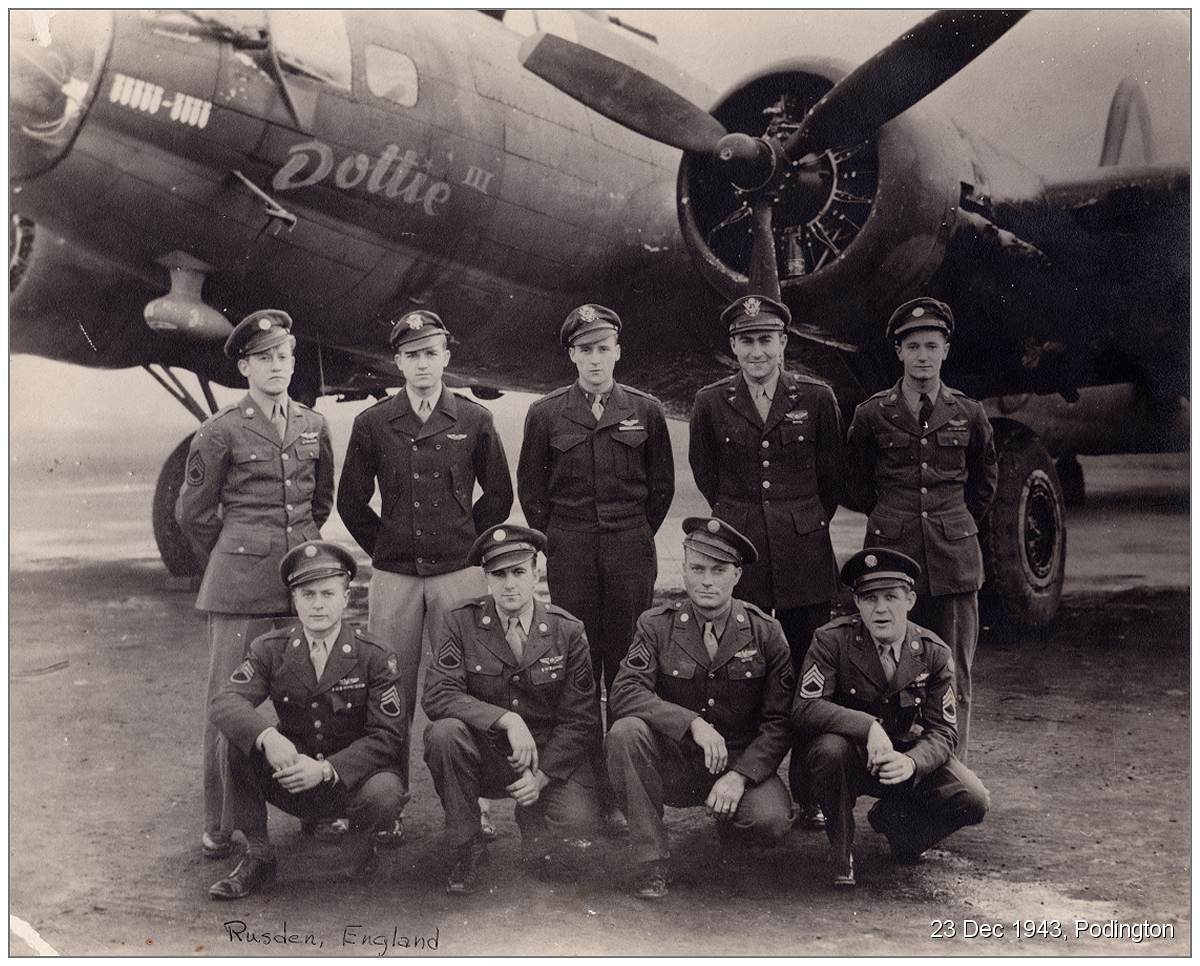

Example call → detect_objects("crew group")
177 292 997 900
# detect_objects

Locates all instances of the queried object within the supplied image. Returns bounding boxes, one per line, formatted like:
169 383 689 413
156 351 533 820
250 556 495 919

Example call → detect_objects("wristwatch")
321 760 334 784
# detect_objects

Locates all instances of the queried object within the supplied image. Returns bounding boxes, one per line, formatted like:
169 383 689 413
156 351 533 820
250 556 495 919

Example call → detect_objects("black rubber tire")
152 435 201 578
981 422 1067 628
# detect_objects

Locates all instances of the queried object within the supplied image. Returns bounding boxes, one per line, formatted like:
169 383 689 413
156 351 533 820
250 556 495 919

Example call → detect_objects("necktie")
878 643 897 684
417 398 432 423
918 392 934 431
271 402 288 442
310 638 329 680
703 620 720 661
506 617 526 662
754 385 771 422
590 393 605 422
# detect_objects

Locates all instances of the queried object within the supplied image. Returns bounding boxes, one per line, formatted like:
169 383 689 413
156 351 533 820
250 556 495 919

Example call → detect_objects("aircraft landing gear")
144 365 220 578
981 421 1067 629
1056 453 1085 507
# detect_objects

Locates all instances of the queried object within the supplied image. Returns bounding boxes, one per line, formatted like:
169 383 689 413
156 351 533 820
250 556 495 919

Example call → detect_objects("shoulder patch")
230 659 255 684
800 664 825 698
625 638 653 672
436 638 462 670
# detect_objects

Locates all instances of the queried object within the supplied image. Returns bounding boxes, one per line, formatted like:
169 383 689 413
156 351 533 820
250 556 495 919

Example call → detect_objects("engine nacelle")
678 58 972 338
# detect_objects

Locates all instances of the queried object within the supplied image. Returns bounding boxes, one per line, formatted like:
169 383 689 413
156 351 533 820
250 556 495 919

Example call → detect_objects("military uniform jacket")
844 380 998 595
608 599 794 784
337 388 513 576
517 382 674 533
792 616 957 779
175 394 333 615
422 598 599 786
210 622 406 791
688 370 842 608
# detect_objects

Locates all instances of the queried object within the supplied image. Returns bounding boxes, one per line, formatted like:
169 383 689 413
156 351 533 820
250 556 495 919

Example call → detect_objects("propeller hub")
714 133 776 192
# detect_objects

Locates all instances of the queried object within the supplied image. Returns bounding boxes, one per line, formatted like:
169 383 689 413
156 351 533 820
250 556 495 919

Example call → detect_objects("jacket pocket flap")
940 509 979 540
936 431 967 448
792 503 827 535
663 660 696 680
550 433 589 453
465 653 505 676
611 429 648 448
866 513 905 540
232 446 270 465
215 532 272 556
880 432 910 449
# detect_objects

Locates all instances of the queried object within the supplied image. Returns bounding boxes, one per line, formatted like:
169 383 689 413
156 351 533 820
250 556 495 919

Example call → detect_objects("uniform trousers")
203 613 286 838
423 718 600 849
911 591 979 761
805 733 989 867
606 717 792 865
226 744 407 861
546 523 656 801
778 600 831 807
368 566 487 795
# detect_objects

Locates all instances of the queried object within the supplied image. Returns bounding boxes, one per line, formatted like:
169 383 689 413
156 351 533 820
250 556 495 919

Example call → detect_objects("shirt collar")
248 388 289 418
305 621 342 650
743 368 780 401
901 379 941 414
405 383 443 413
695 602 732 639
501 603 535 634
577 381 613 404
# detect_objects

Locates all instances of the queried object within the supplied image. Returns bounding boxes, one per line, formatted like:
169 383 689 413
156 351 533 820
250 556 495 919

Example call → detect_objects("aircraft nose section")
10 11 112 179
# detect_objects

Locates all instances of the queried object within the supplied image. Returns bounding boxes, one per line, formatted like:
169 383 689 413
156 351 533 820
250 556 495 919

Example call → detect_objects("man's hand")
260 729 300 772
505 768 550 807
689 717 728 775
272 754 325 793
705 771 747 819
866 720 894 772
875 750 916 785
498 712 539 773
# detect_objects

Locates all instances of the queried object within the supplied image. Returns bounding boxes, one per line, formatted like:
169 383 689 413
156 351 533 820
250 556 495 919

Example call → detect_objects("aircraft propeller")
520 10 1028 298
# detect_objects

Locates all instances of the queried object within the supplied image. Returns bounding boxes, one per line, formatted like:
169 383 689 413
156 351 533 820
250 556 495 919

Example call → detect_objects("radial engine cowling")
678 59 970 339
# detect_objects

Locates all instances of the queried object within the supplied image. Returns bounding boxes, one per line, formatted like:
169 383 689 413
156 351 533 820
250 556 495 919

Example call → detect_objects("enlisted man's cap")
840 548 921 595
389 309 450 352
722 294 791 336
280 540 358 589
886 297 954 341
560 303 622 348
682 516 758 566
224 309 293 359
468 523 548 573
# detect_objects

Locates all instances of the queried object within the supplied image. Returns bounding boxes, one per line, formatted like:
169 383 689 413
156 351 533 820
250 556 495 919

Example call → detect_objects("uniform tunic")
793 615 989 864
606 599 795 863
422 598 601 846
688 370 842 612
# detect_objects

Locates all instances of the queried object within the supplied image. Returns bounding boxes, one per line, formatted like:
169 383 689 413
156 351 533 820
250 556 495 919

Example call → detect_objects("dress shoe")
867 801 922 862
209 855 277 900
303 817 349 842
831 852 856 888
446 836 489 895
479 804 498 841
601 807 629 837
373 817 406 848
632 860 670 900
201 831 233 860
791 803 826 831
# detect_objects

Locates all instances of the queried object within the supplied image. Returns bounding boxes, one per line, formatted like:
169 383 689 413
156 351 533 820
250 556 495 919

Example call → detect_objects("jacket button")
707 698 715 707
413 473 419 479
512 675 520 683
249 453 257 460
920 438 928 445
312 702 318 708
433 471 440 478
850 688 856 695
798 435 804 441
921 462 928 469
762 460 770 468
708 672 715 679
414 502 420 508
921 511 928 518
416 529 422 536
281 454 289 461
286 504 293 511
920 487 927 494
237 546 245 553
475 665 483 671
745 671 752 678
316 753 324 760
512 699 519 707
435 444 442 450
412 444 418 452
314 720 322 729
873 529 881 535
672 670 679 676
417 557 424 564
761 440 770 449
286 526 293 533
551 672 557 679
762 480 770 489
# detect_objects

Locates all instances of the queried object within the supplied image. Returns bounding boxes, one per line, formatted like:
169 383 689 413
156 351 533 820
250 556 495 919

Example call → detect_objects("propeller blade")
784 10 1028 156
746 197 781 301
519 32 728 154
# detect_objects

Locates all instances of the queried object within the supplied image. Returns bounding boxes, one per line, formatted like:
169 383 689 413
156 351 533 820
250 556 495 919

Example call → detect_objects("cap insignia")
911 640 920 651
911 306 925 317
258 318 272 331
493 529 506 542
706 519 721 533
304 545 318 557
744 297 761 317
864 554 878 568
579 305 598 322
408 316 424 329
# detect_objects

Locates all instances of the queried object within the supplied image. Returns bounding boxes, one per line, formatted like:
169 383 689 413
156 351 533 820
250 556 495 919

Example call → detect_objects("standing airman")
517 303 674 828
338 309 513 843
176 309 334 860
688 294 842 824
844 298 997 759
